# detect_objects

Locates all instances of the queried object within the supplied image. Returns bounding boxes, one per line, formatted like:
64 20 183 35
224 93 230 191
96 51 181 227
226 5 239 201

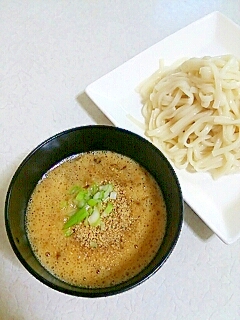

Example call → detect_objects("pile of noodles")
138 55 240 179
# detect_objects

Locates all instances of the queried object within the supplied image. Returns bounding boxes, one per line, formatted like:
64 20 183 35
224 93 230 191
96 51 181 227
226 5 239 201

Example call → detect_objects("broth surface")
26 151 167 288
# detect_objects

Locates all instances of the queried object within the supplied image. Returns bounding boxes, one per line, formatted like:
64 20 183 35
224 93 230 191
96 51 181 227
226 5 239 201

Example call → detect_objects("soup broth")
26 151 167 288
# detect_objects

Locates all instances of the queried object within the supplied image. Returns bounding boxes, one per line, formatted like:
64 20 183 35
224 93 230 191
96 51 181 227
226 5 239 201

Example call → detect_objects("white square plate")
86 11 240 244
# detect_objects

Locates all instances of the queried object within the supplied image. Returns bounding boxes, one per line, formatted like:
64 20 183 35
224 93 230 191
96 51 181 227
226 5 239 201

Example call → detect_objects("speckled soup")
26 150 167 288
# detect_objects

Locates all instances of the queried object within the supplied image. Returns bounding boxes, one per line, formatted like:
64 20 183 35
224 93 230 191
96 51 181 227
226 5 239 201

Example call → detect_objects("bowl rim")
5 125 184 297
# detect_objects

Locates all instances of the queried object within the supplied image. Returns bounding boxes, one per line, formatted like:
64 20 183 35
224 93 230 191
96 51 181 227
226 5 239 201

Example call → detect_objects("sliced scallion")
103 202 113 216
100 221 106 231
69 185 80 195
63 207 88 229
65 228 73 237
62 182 117 236
88 207 100 226
109 191 117 200
87 198 99 207
93 191 104 200
77 199 86 208
76 190 88 201
60 200 68 209
90 183 98 195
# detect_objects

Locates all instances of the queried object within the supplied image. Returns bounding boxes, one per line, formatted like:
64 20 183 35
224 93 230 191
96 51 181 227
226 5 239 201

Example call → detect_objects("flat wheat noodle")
137 55 240 179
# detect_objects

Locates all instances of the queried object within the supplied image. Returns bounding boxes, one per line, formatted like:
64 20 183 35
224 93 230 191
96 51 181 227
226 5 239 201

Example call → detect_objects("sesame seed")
73 182 135 249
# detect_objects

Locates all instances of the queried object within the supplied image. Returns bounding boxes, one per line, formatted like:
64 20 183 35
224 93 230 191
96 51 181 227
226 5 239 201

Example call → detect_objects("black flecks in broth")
26 151 167 288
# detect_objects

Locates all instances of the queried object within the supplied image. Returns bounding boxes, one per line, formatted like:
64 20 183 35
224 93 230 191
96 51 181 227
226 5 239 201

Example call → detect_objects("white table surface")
1 1 240 319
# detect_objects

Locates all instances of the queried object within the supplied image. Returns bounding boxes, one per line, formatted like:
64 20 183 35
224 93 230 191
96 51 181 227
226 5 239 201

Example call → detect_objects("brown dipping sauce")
26 151 167 288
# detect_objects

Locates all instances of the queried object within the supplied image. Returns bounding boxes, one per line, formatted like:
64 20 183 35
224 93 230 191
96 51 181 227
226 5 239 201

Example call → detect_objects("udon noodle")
137 55 240 179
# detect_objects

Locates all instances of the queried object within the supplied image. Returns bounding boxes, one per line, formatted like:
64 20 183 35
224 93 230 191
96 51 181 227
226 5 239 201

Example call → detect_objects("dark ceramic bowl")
5 125 183 297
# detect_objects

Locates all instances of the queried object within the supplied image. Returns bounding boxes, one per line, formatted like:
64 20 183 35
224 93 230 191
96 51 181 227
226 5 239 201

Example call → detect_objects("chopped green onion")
110 191 117 200
87 206 93 215
96 202 103 213
99 184 114 200
84 217 89 226
99 186 106 192
64 228 73 237
60 200 68 209
103 202 113 216
77 199 86 208
62 182 117 235
108 184 113 192
88 207 100 226
76 190 88 201
103 191 110 200
87 198 99 207
69 185 81 195
63 207 88 229
93 190 104 200
100 221 106 231
90 183 98 195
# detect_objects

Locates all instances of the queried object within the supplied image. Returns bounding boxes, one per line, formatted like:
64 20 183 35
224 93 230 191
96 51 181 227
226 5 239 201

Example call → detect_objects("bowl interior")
5 125 183 297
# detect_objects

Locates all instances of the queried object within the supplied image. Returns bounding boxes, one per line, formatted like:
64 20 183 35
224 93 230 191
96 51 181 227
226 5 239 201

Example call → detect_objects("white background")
1 1 240 319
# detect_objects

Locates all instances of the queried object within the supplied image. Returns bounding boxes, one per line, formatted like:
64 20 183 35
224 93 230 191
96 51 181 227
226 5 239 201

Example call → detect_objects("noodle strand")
137 55 240 179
